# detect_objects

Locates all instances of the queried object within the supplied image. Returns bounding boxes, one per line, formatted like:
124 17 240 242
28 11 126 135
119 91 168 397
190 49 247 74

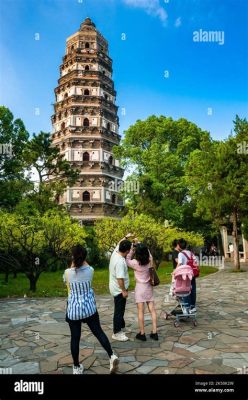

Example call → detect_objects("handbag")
149 264 160 286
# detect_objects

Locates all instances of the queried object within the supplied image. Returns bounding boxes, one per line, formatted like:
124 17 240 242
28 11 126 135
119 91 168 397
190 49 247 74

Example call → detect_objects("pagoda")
51 18 124 222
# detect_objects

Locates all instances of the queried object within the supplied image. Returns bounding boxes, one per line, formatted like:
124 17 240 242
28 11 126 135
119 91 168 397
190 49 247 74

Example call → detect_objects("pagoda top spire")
80 17 96 30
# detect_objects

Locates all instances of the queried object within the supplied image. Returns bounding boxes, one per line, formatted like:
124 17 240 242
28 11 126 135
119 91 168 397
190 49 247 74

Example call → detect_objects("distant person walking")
126 241 158 341
109 234 132 342
64 245 119 374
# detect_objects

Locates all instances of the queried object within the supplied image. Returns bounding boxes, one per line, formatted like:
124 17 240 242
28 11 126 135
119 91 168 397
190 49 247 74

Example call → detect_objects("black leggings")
68 311 113 367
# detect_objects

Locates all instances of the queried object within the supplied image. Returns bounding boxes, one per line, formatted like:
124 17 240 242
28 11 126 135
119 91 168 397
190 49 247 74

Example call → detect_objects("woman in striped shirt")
63 245 119 374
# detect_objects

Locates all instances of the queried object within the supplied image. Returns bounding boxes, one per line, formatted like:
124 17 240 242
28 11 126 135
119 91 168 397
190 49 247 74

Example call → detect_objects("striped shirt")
63 266 97 320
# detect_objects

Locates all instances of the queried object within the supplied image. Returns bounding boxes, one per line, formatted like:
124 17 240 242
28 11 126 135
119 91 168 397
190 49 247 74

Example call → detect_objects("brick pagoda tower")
51 18 124 222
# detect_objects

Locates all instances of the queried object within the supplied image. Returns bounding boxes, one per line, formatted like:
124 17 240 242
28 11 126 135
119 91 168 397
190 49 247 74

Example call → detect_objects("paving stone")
119 356 136 363
168 359 193 368
90 366 110 374
118 363 136 373
6 347 18 355
0 350 9 360
135 365 156 374
1 269 248 374
187 345 206 353
222 358 247 369
159 341 174 351
151 367 170 374
143 359 169 367
15 347 33 357
13 340 27 347
82 356 97 369
40 361 58 373
12 362 40 374
179 336 201 345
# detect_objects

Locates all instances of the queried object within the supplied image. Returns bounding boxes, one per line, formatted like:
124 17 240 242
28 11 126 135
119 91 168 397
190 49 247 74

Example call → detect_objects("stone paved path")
0 270 248 374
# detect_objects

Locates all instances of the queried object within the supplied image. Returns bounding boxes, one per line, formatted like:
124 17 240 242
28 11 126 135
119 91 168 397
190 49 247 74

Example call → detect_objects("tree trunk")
232 211 240 271
28 275 38 292
13 270 17 278
4 270 9 283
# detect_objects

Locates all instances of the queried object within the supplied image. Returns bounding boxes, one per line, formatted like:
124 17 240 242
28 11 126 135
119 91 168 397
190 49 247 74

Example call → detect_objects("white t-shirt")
63 266 94 284
109 245 129 296
178 250 198 266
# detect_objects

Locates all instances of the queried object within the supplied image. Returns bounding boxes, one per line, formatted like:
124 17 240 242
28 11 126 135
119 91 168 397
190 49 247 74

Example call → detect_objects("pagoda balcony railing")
58 70 114 87
61 57 113 74
70 160 124 171
51 127 121 143
54 96 118 113
66 200 124 207
63 49 113 65
55 82 116 98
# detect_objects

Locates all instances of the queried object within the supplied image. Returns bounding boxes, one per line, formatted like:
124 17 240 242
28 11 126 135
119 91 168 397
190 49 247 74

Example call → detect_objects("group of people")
63 234 197 374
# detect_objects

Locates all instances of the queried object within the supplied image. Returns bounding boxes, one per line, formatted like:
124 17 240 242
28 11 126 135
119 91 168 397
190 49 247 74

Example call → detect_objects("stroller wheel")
174 321 180 328
193 320 197 327
164 312 169 320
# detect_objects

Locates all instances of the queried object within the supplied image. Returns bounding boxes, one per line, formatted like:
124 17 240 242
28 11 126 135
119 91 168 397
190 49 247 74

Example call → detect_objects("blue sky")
0 0 247 140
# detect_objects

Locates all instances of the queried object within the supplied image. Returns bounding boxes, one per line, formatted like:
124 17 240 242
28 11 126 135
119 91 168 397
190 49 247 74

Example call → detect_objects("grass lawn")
0 261 218 298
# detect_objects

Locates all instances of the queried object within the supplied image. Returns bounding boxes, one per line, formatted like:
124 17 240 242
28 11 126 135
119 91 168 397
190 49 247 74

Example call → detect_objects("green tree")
23 132 79 213
114 115 211 234
185 116 248 270
95 212 203 268
0 106 30 209
0 210 87 291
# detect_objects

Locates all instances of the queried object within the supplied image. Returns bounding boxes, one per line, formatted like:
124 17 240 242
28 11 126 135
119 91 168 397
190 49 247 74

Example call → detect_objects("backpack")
181 251 200 277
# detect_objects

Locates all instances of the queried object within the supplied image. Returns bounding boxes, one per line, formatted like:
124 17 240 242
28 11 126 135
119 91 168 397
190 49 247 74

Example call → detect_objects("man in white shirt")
109 234 132 342
177 238 197 314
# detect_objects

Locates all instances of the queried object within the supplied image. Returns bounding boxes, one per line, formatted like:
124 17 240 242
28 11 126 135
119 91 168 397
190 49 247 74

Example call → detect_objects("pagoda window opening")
64 93 68 99
61 122 66 130
83 152 90 161
111 193 116 204
71 45 74 53
104 94 108 100
83 118 90 127
83 191 90 201
108 155 113 165
84 89 90 96
85 42 90 49
107 122 111 131
85 65 90 71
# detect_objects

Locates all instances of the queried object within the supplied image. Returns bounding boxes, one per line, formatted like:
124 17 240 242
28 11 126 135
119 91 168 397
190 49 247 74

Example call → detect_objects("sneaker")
150 332 159 341
189 307 197 314
109 353 119 374
73 364 84 374
112 332 129 342
136 332 146 341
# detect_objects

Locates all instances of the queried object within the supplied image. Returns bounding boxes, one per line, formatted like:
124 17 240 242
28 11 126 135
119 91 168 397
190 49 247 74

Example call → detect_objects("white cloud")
123 0 168 24
174 17 182 28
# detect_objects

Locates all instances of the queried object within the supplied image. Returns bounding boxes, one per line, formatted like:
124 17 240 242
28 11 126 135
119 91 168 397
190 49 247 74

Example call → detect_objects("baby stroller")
164 265 197 327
